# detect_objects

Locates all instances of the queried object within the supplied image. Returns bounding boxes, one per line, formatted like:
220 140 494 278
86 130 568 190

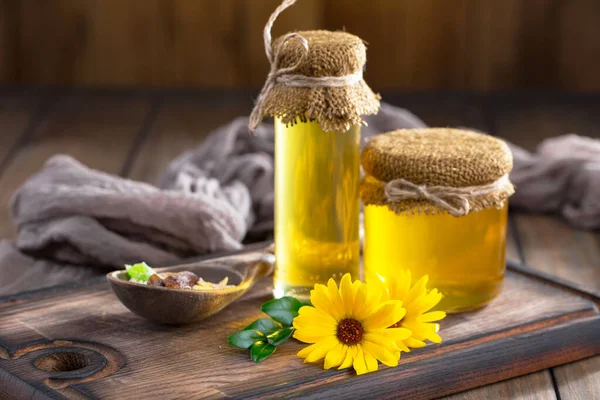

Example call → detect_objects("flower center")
337 318 364 345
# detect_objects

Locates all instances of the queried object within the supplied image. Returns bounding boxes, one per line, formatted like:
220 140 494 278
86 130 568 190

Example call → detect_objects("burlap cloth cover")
361 128 515 215
260 30 380 133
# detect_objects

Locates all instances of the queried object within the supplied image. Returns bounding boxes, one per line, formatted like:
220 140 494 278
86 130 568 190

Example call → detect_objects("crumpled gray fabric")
3 101 598 297
1 102 425 296
10 154 250 267
158 102 428 239
507 134 600 229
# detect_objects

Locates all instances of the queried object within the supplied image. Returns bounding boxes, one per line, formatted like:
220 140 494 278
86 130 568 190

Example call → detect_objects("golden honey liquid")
364 200 508 313
274 118 361 299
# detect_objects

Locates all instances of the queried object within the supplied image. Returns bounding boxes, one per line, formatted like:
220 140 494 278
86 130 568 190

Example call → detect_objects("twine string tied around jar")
384 174 511 217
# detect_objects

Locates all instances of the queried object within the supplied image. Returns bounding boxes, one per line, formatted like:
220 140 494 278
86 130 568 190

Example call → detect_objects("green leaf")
266 327 295 346
227 330 265 349
125 262 156 282
250 341 276 363
261 297 304 326
243 318 281 335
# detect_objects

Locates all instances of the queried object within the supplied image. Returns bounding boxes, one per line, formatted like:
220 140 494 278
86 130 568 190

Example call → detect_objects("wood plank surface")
556 0 600 91
0 91 44 171
553 356 600 400
0 1 19 83
487 97 600 400
157 0 240 88
439 371 557 400
18 0 162 86
2 1 600 90
0 92 151 239
127 94 251 183
0 258 597 400
489 98 600 292
1 91 599 399
0 92 155 298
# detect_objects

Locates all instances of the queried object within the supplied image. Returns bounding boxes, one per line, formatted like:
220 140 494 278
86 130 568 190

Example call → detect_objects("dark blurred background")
1 0 599 91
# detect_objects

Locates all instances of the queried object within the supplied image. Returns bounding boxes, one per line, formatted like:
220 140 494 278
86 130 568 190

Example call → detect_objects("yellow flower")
293 273 411 375
371 270 446 352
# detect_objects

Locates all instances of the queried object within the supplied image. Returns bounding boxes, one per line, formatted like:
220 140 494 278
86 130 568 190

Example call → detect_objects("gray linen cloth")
1 103 425 295
2 102 598 296
507 134 600 229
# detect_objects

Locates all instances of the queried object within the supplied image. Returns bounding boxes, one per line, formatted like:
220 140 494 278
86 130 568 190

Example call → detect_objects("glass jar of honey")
361 128 514 313
248 2 381 300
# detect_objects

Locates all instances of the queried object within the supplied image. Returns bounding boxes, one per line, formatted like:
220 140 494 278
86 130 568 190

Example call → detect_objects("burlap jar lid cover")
249 0 380 133
360 128 515 217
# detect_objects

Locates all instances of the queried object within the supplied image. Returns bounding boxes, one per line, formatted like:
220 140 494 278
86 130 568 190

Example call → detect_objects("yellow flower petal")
403 275 429 306
338 345 356 370
381 327 412 342
352 284 378 320
294 308 337 331
416 310 446 323
327 278 345 316
297 305 338 326
293 328 335 344
363 332 400 352
390 270 411 300
323 343 346 370
339 274 355 312
405 337 426 348
364 350 379 373
311 284 343 321
396 341 410 352
351 280 362 299
362 340 399 367
428 332 442 343
363 301 405 330
304 336 339 363
297 342 320 359
365 280 383 308
353 346 368 375
408 289 443 315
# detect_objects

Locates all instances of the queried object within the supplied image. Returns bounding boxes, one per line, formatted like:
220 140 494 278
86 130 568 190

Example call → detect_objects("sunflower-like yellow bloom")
370 270 446 352
293 274 411 375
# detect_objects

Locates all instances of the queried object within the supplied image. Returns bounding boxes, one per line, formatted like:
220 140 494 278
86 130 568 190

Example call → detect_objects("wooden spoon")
107 246 275 325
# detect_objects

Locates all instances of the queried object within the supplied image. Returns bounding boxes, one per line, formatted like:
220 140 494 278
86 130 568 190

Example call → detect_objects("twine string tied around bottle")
248 0 364 131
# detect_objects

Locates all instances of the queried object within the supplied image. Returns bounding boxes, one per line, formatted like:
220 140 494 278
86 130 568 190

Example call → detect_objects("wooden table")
0 88 598 399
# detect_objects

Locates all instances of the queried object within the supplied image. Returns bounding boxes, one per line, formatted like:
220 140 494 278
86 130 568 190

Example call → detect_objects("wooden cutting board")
1 250 599 400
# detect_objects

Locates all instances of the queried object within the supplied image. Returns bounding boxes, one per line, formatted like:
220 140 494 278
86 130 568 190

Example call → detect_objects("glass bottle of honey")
249 2 380 299
361 128 515 313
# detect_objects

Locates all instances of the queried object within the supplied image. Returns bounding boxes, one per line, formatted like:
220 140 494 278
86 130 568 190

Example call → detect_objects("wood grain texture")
0 93 151 238
464 0 523 91
440 371 557 400
556 0 600 91
490 98 600 293
0 91 598 399
18 0 162 86
2 0 599 90
489 98 600 400
513 215 600 295
0 1 19 83
490 97 600 151
127 94 251 183
156 0 240 88
0 265 598 399
325 0 468 90
0 92 42 168
553 357 600 400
